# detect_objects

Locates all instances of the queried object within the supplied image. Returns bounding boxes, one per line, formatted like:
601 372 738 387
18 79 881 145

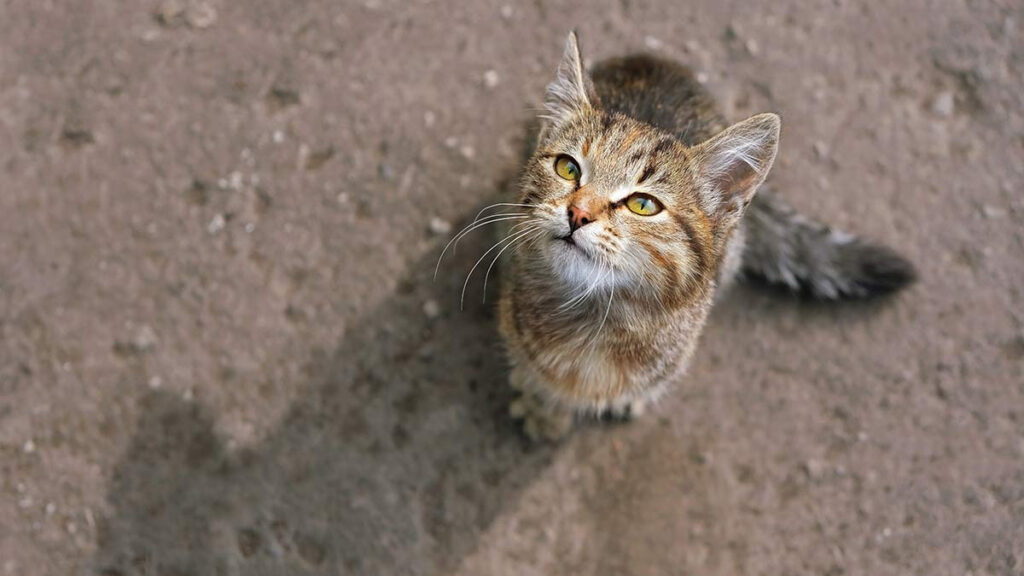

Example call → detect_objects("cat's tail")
741 188 916 299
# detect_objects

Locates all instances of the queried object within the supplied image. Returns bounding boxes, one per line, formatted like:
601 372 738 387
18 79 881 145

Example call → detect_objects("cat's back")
590 54 725 147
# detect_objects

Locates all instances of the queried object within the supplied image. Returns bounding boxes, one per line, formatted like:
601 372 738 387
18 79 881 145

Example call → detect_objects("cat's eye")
625 193 663 216
554 155 581 181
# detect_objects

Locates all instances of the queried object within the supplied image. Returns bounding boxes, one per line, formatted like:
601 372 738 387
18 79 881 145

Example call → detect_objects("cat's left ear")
543 31 596 125
692 113 780 225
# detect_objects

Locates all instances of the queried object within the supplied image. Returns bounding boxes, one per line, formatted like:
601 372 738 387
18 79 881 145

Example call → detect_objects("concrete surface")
1 0 1022 574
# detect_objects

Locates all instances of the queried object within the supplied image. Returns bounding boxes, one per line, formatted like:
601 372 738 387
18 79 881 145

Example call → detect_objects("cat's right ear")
542 31 594 127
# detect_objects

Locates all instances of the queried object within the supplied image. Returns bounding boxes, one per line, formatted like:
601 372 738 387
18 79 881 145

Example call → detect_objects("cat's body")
495 33 914 440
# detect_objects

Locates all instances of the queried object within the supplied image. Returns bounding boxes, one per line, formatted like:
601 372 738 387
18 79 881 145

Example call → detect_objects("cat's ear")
692 113 780 224
543 31 595 126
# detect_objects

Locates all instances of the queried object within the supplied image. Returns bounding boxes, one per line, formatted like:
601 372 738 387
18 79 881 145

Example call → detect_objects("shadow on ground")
91 182 565 575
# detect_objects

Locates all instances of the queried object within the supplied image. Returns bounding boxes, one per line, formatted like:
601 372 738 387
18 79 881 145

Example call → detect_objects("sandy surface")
1 1 1022 574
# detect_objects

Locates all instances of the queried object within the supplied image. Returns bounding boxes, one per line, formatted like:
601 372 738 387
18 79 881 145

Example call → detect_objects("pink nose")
567 204 593 232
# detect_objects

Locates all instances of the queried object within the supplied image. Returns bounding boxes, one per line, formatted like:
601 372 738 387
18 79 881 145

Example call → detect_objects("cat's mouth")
556 234 591 259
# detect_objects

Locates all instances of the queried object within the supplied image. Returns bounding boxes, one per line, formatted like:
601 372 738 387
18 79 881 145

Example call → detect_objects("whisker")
473 203 536 222
434 213 530 280
461 226 539 310
587 270 615 351
482 226 544 302
557 264 611 314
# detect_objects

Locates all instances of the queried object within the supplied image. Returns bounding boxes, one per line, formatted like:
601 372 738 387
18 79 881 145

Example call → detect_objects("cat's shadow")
93 188 562 574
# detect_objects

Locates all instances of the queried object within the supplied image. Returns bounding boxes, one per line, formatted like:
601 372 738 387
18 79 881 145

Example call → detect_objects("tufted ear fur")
692 113 780 226
542 31 595 128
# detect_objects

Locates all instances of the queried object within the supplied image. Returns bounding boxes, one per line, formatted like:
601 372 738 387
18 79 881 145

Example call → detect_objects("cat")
473 32 914 440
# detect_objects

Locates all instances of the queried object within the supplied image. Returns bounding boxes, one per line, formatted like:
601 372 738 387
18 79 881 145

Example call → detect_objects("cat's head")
517 32 780 308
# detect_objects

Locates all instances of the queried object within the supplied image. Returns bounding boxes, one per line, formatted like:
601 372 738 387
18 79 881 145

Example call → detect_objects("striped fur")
498 33 914 439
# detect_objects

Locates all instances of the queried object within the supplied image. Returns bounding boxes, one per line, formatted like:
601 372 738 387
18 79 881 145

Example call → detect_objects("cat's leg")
508 366 573 441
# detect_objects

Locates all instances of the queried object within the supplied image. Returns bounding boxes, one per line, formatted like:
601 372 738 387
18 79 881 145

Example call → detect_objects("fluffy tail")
741 188 916 299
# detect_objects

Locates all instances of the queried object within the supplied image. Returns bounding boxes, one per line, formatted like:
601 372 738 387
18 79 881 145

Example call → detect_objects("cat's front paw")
508 391 573 441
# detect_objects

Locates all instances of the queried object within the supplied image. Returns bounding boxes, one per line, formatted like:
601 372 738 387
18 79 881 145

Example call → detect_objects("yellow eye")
626 193 663 216
554 155 581 181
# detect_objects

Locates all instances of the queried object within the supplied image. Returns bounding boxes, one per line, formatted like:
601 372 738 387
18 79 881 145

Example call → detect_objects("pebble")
932 91 955 117
459 145 475 159
207 213 226 234
745 38 760 56
980 204 1006 219
22 439 36 454
134 325 158 351
804 459 826 480
423 111 436 127
185 3 217 29
696 72 709 84
499 5 513 19
644 36 664 51
148 376 163 389
272 130 285 144
45 502 56 516
155 0 185 26
429 216 452 235
813 141 829 159
423 300 441 319
483 70 500 89
444 136 459 149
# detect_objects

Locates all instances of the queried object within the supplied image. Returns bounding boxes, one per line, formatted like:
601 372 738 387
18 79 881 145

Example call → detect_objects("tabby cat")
467 32 913 440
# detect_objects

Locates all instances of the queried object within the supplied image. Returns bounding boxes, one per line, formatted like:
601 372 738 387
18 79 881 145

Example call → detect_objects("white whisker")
434 213 530 280
587 270 615 351
482 226 543 302
473 203 536 222
461 226 540 310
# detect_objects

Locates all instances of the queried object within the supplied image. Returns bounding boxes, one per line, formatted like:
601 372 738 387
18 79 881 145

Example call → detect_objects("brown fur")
495 32 911 440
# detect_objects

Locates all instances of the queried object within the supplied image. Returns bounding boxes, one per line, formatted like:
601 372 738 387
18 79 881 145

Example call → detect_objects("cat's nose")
567 204 594 233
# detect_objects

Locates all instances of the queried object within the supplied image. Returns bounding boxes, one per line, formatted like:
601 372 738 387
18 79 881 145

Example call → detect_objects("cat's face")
520 112 713 307
514 32 779 309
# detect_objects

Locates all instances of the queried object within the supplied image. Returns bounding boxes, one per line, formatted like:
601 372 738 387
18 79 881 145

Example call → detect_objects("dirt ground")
1 0 1022 574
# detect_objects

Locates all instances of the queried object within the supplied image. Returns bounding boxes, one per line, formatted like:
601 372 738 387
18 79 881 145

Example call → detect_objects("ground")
1 1 1022 575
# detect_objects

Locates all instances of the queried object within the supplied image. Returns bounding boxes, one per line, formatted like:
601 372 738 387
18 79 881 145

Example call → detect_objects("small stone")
45 502 56 516
499 5 513 19
483 70 500 89
813 141 829 159
423 300 441 319
272 130 285 144
696 72 709 84
155 0 185 26
804 459 826 480
229 171 243 190
66 521 77 534
459 145 475 159
444 136 459 149
183 388 195 402
244 222 255 233
134 325 158 351
148 376 163 389
428 216 452 235
185 3 217 28
980 204 1006 219
22 439 36 454
337 192 350 204
208 213 226 234
931 91 955 117
424 111 436 127
644 36 664 51
745 38 760 56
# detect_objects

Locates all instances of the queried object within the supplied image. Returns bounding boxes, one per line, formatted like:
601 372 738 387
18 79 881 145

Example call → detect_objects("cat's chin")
546 237 613 289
